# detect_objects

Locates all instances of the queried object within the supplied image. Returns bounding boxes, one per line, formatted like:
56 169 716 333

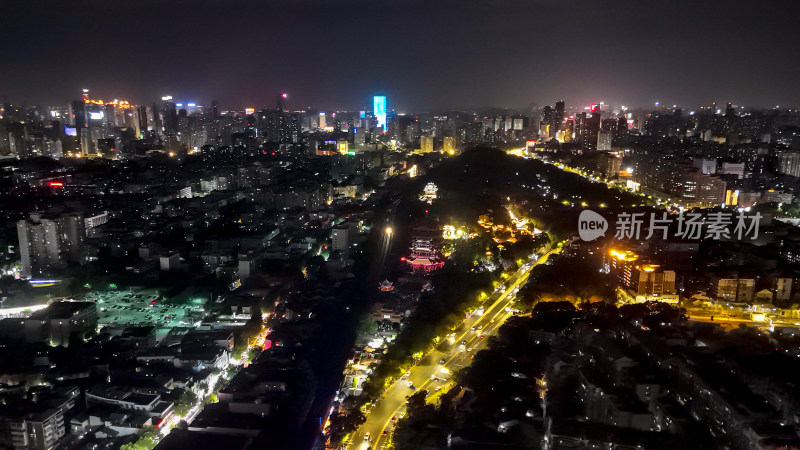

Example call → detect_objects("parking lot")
77 288 206 328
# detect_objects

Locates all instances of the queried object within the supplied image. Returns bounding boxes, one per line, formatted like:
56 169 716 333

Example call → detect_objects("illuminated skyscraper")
373 95 387 132
134 106 148 138
420 136 434 153
576 106 601 153
161 99 178 135
554 100 565 122
443 136 456 155
258 108 301 144
69 100 88 128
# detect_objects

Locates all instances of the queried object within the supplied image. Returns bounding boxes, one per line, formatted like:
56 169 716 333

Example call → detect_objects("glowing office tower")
373 95 387 132
420 136 434 153
443 136 456 155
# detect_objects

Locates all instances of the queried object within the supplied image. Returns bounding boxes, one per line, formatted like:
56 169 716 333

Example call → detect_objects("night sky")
2 0 799 111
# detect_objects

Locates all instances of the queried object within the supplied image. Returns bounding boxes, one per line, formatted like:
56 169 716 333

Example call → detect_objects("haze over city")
5 2 800 450
3 0 800 110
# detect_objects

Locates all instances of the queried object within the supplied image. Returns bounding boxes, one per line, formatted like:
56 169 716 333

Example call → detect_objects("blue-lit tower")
373 95 387 132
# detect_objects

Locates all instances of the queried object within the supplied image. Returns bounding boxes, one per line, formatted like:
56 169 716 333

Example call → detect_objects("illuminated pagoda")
420 182 438 204
406 221 444 273
378 280 395 291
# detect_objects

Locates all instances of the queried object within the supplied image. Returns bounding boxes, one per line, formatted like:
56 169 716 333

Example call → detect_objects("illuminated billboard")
373 95 387 132
89 111 104 120
64 126 77 136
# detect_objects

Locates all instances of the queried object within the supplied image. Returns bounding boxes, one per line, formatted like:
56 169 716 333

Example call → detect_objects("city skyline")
3 90 791 115
6 2 800 449
2 0 800 110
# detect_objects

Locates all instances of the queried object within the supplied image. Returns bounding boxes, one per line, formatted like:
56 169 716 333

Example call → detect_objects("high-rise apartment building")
134 105 148 138
161 100 178 135
597 132 612 151
17 213 85 278
672 168 727 206
443 136 456 155
258 109 301 145
17 215 61 279
58 213 86 263
553 100 565 133
608 249 677 303
420 136 434 153
576 110 601 153
778 151 800 177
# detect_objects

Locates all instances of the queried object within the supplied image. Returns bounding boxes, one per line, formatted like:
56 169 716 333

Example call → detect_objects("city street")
686 310 800 331
346 248 559 449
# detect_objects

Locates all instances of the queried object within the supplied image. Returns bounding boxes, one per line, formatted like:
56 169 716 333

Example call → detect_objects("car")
479 335 485 339
382 430 388 436
409 384 417 390
391 416 397 422
461 340 467 346
435 386 442 392
470 327 476 331
364 432 370 441
407 381 413 387
439 358 446 364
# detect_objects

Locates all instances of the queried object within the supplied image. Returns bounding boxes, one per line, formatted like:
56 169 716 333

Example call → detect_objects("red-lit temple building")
406 221 444 272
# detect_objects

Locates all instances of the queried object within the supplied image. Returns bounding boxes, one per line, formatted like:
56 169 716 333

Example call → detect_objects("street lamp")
385 227 393 235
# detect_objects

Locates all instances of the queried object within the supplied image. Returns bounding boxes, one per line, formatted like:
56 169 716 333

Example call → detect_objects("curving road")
346 247 559 449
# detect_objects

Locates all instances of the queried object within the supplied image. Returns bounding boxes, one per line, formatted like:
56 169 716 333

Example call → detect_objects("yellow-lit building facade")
443 137 456 155
420 136 434 153
608 249 678 304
